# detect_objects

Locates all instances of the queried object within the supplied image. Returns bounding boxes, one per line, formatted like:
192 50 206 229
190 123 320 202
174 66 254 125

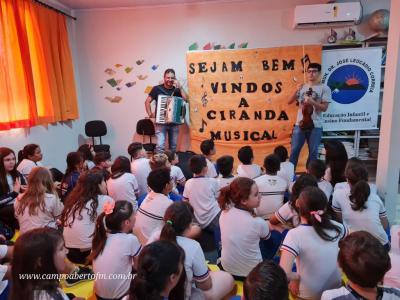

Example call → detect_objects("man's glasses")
307 69 320 74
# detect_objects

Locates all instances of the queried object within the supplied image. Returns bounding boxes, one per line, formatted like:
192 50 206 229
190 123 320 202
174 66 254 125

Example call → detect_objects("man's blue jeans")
155 124 179 152
289 125 323 168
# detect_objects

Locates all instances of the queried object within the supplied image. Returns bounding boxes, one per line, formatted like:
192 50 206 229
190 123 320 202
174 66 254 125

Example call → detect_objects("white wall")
73 0 390 159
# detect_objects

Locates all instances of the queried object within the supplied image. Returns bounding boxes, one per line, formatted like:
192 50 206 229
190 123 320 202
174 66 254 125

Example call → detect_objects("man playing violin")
288 63 332 169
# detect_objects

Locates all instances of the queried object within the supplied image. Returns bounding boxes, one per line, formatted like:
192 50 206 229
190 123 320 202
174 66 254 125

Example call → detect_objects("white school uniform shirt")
255 174 287 219
277 161 295 185
171 165 186 185
17 159 37 180
206 158 218 178
217 175 236 191
107 173 139 210
183 177 220 228
86 160 95 170
318 179 333 200
321 286 400 300
220 206 270 277
14 193 64 234
63 195 112 249
147 230 210 299
281 221 348 300
334 181 378 194
332 189 388 245
0 245 8 295
130 158 151 197
170 165 186 194
93 233 142 299
134 191 173 240
275 202 300 228
236 164 262 179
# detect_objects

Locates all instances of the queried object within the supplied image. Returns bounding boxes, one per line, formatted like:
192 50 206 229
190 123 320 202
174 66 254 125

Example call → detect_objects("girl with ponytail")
280 186 347 299
154 202 234 299
16 143 43 181
270 174 318 229
126 240 185 300
218 177 271 279
332 159 389 248
89 200 142 300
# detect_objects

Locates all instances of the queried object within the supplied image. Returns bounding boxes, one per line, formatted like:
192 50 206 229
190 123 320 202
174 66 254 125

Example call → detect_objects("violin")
299 87 314 130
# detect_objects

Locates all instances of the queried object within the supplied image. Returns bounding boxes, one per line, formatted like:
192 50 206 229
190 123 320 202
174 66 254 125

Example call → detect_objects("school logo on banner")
327 65 369 104
321 48 381 131
186 45 322 168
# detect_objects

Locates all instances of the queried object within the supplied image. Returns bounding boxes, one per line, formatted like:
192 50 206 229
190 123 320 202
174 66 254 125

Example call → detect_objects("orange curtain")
0 0 78 131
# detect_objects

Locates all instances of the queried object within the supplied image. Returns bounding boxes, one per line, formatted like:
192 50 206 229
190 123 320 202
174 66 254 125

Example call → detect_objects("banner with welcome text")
321 48 382 131
187 45 322 169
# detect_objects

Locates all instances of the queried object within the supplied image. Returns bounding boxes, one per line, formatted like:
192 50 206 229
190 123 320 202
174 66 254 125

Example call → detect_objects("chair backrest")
85 120 107 137
176 151 196 180
136 119 155 136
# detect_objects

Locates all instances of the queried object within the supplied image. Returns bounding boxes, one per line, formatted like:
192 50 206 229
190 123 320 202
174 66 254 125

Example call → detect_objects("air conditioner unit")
294 2 362 29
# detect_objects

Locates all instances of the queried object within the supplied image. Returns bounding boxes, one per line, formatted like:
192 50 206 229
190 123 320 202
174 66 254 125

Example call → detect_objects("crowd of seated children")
200 139 218 178
254 154 287 220
216 155 236 191
107 156 139 210
2 138 399 300
236 146 262 179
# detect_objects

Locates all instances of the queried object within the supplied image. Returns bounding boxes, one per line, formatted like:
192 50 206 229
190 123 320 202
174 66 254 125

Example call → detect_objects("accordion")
155 95 186 125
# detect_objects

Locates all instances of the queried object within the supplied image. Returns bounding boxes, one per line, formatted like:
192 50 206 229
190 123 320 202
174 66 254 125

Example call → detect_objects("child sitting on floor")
200 139 218 178
322 231 400 299
307 159 333 200
236 145 262 179
216 155 236 191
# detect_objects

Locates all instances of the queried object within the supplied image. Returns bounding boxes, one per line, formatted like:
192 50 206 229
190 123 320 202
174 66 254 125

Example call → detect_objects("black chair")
136 119 156 153
85 120 110 153
176 151 196 180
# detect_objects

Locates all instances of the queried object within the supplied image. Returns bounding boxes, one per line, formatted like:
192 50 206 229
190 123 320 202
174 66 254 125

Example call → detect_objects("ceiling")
56 0 240 10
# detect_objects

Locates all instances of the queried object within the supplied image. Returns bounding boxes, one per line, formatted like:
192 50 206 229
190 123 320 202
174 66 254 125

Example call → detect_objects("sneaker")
65 266 94 287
